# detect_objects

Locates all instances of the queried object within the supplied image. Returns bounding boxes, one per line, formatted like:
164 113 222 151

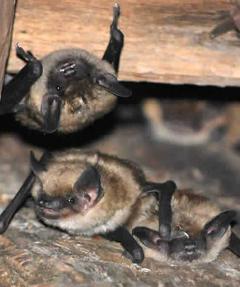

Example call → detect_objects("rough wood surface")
7 0 240 87
0 0 16 95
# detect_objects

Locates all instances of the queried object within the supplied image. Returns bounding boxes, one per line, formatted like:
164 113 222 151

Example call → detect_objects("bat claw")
16 43 38 63
0 221 7 234
113 3 120 19
111 3 122 35
132 247 144 264
123 247 144 264
16 43 43 77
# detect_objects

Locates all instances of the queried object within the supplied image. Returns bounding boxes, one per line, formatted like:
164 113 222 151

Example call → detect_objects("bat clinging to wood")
0 4 131 134
0 149 175 263
0 150 239 264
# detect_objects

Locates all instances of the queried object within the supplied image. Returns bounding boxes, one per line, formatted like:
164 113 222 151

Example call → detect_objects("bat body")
142 99 226 146
0 149 239 264
16 49 118 133
30 150 145 236
0 4 130 133
130 190 237 263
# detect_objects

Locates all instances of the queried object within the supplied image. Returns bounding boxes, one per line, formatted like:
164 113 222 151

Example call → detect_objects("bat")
0 4 131 134
0 150 239 264
0 149 175 264
142 98 226 146
131 188 240 263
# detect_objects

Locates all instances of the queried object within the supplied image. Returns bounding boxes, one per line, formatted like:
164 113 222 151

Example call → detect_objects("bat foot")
113 3 120 21
159 224 171 240
16 43 36 62
0 220 7 234
123 247 144 264
16 44 43 77
111 3 123 44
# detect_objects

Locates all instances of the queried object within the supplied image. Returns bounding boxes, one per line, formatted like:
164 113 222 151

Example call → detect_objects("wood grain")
7 0 240 87
0 0 16 95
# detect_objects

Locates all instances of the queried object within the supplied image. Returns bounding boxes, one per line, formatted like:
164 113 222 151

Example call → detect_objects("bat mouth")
35 206 73 220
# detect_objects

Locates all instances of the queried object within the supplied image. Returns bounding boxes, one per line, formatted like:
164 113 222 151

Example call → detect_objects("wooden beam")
0 0 16 95
7 0 240 87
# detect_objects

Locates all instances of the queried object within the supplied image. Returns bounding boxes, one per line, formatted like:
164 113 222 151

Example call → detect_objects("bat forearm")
0 151 50 234
0 45 42 114
103 226 144 264
0 172 35 233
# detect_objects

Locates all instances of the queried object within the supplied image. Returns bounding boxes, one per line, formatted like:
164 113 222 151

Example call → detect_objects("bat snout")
170 237 204 262
35 194 72 219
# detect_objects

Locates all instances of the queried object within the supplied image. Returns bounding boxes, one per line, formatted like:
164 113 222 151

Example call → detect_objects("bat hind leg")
103 226 144 264
0 151 50 234
0 44 42 114
102 3 124 73
228 232 240 257
143 180 177 240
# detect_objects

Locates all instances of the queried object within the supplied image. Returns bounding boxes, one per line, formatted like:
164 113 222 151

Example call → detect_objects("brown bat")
130 190 239 263
0 150 239 264
0 4 131 134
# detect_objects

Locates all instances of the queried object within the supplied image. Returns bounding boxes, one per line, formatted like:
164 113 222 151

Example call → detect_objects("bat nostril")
38 199 45 207
185 244 195 250
184 241 197 251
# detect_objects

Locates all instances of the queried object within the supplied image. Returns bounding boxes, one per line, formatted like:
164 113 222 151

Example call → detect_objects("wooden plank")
0 0 16 95
7 0 240 87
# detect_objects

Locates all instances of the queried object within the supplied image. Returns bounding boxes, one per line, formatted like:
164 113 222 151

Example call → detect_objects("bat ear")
95 73 132 98
73 166 102 199
30 151 48 175
41 94 62 133
228 232 240 257
203 210 237 239
133 227 166 250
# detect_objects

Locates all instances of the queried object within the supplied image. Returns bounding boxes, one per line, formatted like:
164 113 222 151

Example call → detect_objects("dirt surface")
0 108 240 286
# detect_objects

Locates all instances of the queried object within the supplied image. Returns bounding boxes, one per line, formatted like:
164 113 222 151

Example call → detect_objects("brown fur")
142 98 226 146
16 49 117 133
127 190 221 235
127 190 231 263
32 150 145 235
31 150 232 263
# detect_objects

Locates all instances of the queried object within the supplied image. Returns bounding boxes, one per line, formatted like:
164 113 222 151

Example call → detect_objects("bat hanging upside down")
0 4 131 134
0 150 239 264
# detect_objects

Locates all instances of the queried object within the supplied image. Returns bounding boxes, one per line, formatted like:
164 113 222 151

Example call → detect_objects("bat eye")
67 196 76 205
56 85 64 96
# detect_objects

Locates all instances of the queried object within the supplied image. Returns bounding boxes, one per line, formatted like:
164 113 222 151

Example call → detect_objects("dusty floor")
0 103 240 286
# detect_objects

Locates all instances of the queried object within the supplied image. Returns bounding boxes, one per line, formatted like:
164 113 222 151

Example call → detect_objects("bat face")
34 165 103 220
17 49 131 133
30 150 142 236
0 4 130 134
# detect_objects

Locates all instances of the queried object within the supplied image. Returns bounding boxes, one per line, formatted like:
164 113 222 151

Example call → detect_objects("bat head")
30 151 141 236
133 210 236 263
22 49 131 133
30 152 104 225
